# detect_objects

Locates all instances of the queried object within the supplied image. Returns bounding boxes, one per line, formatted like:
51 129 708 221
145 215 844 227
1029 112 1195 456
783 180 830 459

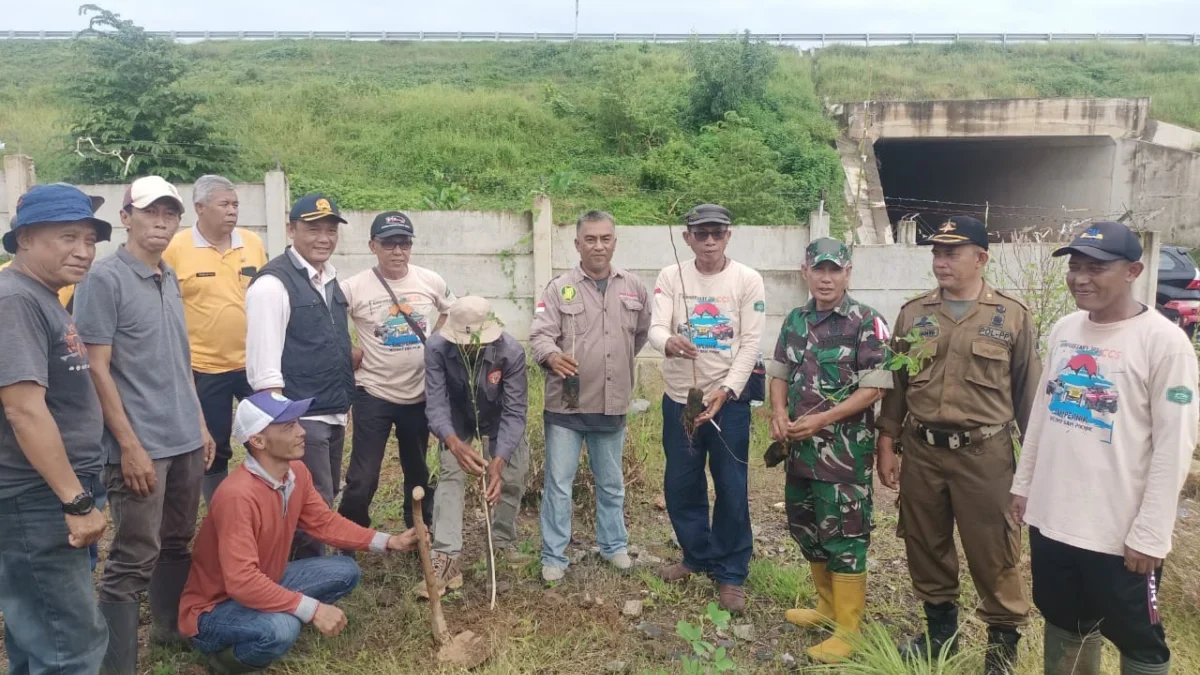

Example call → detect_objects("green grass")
814 42 1200 130
2 38 1198 229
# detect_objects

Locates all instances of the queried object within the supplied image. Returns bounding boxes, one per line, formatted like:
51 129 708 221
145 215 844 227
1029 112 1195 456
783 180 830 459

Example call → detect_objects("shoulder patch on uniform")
753 300 765 312
993 288 1031 312
1167 386 1194 405
901 289 936 308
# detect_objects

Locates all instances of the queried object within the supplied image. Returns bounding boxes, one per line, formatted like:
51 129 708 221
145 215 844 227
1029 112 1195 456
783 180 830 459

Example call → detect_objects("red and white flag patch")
654 287 663 295
873 316 891 341
535 302 546 314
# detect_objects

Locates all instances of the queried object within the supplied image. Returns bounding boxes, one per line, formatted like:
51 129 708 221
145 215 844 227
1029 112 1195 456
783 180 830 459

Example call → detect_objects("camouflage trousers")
785 476 873 574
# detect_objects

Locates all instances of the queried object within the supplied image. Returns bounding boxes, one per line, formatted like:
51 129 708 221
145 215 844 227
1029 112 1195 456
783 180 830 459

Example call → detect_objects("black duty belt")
914 423 1007 450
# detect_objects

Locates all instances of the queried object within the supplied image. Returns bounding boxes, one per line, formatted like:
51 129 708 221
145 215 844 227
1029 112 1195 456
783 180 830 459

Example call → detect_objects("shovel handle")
413 487 449 644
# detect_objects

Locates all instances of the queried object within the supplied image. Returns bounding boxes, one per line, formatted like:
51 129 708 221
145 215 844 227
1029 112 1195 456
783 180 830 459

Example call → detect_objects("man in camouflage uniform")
768 238 894 663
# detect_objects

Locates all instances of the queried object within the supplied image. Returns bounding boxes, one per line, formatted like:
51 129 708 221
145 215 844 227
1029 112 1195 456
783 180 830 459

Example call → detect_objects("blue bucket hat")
4 183 112 254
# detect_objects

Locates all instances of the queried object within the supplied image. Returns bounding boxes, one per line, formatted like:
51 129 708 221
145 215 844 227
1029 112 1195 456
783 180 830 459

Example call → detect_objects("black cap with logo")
919 215 990 250
289 193 347 224
685 203 733 228
370 211 416 239
1052 221 1143 262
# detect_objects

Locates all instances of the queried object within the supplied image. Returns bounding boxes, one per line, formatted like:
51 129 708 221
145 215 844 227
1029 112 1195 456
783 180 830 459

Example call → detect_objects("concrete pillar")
808 210 830 240
899 220 918 246
263 170 289 257
532 194 553 295
1133 230 1161 308
4 154 35 218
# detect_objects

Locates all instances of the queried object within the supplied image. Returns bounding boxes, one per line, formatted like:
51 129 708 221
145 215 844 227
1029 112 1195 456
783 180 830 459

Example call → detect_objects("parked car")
1156 246 1200 338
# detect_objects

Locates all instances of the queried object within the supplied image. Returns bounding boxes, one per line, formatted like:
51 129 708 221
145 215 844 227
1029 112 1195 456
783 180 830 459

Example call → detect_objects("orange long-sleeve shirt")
179 459 381 637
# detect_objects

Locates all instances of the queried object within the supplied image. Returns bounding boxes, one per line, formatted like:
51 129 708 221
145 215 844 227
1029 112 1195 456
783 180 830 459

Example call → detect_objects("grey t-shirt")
0 268 105 499
74 246 202 463
945 299 975 321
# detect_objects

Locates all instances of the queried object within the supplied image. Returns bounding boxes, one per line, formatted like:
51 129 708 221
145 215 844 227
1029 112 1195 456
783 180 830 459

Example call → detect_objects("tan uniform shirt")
878 281 1041 439
530 265 651 416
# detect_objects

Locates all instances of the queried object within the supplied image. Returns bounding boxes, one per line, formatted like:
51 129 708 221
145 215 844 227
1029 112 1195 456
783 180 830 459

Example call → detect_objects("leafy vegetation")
2 32 1199 225
65 5 235 182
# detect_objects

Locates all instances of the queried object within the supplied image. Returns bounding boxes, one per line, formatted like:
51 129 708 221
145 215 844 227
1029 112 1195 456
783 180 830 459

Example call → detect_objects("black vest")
252 249 354 416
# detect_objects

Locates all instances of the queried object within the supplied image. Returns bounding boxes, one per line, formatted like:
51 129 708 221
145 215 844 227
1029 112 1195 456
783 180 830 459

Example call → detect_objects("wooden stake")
413 487 449 645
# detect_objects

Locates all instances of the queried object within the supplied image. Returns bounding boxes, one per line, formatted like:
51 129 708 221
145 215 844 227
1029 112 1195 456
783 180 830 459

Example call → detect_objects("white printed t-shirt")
1011 308 1199 559
341 264 455 405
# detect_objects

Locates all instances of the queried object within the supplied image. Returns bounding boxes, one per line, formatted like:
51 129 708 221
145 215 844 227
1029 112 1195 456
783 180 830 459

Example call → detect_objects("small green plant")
675 602 736 674
886 328 936 377
809 622 980 674
422 170 471 210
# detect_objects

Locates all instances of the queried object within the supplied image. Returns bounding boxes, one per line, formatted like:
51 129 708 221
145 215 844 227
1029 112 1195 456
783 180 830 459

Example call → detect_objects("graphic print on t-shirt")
372 296 428 349
60 321 91 372
678 295 735 352
1044 341 1121 443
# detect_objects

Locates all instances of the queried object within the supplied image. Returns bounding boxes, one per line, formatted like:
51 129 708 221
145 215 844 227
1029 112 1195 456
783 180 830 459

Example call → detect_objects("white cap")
123 176 185 211
232 391 313 444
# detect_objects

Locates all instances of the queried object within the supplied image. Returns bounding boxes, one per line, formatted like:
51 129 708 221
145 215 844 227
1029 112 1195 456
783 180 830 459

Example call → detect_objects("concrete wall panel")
841 98 1149 141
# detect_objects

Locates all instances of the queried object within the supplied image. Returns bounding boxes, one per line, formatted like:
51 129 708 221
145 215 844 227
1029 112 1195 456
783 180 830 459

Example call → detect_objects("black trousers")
338 388 433 529
194 370 255 475
1030 527 1170 664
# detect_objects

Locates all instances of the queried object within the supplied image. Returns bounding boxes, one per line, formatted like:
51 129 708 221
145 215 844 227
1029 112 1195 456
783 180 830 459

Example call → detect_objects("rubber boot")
806 572 867 664
1043 622 1102 675
1120 656 1171 675
208 648 262 674
786 562 834 628
202 471 227 507
99 601 140 675
148 559 192 646
984 626 1021 675
899 601 960 661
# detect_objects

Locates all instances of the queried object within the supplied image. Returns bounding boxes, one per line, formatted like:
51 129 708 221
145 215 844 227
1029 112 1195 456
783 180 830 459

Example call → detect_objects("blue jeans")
89 481 107 570
190 556 361 668
0 474 107 675
540 422 629 569
661 395 752 585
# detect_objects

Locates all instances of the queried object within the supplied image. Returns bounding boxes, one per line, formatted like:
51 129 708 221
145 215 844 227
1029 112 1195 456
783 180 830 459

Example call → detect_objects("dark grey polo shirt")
74 246 202 463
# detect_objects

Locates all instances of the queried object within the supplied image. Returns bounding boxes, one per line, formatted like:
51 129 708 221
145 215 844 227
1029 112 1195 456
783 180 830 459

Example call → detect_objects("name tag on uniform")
240 266 258 276
196 272 216 278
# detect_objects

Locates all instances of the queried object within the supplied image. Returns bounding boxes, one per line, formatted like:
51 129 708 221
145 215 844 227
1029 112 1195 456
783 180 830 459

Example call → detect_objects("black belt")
914 423 1007 450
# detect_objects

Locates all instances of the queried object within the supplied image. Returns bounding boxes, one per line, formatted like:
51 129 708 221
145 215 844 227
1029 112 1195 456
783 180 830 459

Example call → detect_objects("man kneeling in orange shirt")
179 391 420 673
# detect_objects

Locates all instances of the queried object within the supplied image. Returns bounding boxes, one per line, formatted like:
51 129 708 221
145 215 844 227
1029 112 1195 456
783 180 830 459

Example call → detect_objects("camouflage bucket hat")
806 237 851 268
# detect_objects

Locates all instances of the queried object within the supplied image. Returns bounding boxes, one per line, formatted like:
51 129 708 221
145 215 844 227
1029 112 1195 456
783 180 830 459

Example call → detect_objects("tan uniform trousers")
897 422 1030 627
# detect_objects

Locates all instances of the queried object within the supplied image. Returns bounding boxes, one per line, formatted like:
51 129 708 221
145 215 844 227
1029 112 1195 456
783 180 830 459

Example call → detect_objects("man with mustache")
878 215 1040 675
75 176 216 674
772 238 892 663
245 193 355 560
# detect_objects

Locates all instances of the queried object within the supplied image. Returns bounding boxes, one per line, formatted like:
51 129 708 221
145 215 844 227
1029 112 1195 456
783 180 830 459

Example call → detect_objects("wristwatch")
62 491 95 516
719 386 736 401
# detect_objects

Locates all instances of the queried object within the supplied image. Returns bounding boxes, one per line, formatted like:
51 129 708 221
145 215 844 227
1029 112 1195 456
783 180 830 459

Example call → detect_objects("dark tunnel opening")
874 136 1118 241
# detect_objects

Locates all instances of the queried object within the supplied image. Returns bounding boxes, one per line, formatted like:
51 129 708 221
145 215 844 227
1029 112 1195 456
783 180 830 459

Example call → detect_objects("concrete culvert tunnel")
875 136 1118 239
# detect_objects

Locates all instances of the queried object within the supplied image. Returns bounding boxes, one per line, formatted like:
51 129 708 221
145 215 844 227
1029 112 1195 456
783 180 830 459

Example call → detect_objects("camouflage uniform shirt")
766 293 893 485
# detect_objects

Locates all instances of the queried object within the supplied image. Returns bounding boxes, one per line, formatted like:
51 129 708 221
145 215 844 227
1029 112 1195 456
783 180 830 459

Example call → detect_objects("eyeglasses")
376 237 413 250
689 229 728 242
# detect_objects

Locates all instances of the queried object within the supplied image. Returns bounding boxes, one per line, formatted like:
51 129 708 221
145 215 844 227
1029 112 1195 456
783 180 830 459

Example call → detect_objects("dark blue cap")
289 193 347 224
1053 221 1143 262
4 183 112 254
919 215 989 250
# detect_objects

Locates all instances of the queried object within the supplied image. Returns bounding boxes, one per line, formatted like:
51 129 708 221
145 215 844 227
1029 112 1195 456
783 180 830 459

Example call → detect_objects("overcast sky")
5 0 1199 34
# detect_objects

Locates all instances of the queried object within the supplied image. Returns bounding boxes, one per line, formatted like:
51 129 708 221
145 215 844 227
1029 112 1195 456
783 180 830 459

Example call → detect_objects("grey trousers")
292 420 346 560
99 448 204 603
432 437 529 558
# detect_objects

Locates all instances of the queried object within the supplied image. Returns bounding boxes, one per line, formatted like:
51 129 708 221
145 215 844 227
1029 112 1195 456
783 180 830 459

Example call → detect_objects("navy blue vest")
252 250 354 416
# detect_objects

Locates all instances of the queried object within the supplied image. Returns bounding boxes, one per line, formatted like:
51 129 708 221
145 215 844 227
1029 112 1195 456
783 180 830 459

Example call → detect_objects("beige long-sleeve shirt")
1011 309 1199 559
648 259 766 404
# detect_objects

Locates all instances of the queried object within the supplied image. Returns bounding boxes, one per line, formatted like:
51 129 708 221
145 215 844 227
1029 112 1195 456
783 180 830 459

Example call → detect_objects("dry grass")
6 365 1200 673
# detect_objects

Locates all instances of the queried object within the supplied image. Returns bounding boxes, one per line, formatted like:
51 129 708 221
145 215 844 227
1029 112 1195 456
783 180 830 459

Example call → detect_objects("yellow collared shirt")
163 226 268 374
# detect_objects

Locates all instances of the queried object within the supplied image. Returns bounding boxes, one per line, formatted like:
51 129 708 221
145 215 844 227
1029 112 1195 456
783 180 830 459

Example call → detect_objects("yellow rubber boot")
786 562 834 627
806 572 867 664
